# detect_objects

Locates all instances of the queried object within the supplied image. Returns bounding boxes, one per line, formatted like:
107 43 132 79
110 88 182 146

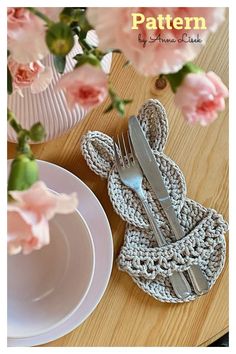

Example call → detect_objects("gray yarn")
81 99 228 303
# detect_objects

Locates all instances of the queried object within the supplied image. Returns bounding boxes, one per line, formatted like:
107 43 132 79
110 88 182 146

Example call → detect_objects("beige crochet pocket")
81 99 228 303
108 151 186 229
118 200 228 303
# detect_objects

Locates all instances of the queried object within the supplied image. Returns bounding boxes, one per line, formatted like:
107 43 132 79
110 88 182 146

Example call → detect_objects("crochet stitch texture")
81 99 228 303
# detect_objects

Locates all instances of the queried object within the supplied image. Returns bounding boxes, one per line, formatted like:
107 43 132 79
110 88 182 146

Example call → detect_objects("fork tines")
113 132 135 168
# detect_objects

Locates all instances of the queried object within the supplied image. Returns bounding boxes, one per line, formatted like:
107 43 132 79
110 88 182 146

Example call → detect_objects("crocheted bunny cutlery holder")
81 99 228 303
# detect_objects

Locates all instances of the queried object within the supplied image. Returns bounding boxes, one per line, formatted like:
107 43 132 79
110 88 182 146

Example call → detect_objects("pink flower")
8 58 53 95
7 7 62 63
37 7 63 22
57 64 108 110
87 7 225 76
7 7 31 37
174 71 228 125
7 181 78 255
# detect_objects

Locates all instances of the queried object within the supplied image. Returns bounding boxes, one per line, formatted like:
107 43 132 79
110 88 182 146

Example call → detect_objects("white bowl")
7 210 95 338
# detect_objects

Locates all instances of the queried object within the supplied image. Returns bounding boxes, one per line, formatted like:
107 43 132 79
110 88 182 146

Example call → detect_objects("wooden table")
8 16 228 347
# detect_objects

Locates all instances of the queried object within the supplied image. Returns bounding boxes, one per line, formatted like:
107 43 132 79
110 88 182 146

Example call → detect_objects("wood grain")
8 13 229 347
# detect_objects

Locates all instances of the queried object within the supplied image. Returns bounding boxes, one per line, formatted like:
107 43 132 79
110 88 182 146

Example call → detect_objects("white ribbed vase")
7 32 112 143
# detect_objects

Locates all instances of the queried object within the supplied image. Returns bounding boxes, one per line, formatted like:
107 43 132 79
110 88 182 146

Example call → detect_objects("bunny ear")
81 100 168 177
137 99 168 152
81 131 114 178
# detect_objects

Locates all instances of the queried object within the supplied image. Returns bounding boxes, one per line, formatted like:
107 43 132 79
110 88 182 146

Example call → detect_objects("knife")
129 115 209 295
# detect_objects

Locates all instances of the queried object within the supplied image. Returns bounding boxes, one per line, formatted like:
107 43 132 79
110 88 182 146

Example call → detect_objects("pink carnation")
57 64 108 110
8 58 53 95
175 71 228 125
87 7 225 76
7 181 78 255
7 7 62 63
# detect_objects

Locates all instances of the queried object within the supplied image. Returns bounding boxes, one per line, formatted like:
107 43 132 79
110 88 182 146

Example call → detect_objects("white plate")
8 210 95 339
8 160 113 346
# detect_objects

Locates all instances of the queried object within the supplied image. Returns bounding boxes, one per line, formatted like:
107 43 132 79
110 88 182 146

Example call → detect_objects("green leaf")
46 22 74 56
73 53 83 61
107 88 132 117
166 62 203 93
104 103 114 114
53 55 66 74
7 66 13 95
123 99 133 104
114 101 125 117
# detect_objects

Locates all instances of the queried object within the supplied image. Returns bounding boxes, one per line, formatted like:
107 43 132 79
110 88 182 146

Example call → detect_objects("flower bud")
29 122 46 142
166 62 203 93
75 53 101 68
46 23 74 56
8 155 39 191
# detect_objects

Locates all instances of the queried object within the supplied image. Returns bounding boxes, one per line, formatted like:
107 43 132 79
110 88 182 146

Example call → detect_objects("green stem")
17 131 31 155
27 7 54 27
7 109 22 133
108 87 116 99
79 37 93 52
7 109 31 154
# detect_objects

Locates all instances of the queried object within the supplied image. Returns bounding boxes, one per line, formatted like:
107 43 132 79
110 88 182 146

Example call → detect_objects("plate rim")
7 159 113 346
8 207 96 340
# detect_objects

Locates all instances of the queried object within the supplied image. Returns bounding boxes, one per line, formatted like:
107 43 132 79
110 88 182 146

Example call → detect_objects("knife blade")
128 115 209 295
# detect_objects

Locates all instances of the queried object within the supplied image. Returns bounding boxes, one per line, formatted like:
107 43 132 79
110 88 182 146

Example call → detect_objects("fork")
113 133 192 299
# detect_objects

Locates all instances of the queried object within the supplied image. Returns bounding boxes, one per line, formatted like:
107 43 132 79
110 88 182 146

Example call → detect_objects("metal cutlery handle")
141 198 166 246
128 115 209 296
138 193 191 299
187 265 209 295
168 272 193 299
163 204 210 295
